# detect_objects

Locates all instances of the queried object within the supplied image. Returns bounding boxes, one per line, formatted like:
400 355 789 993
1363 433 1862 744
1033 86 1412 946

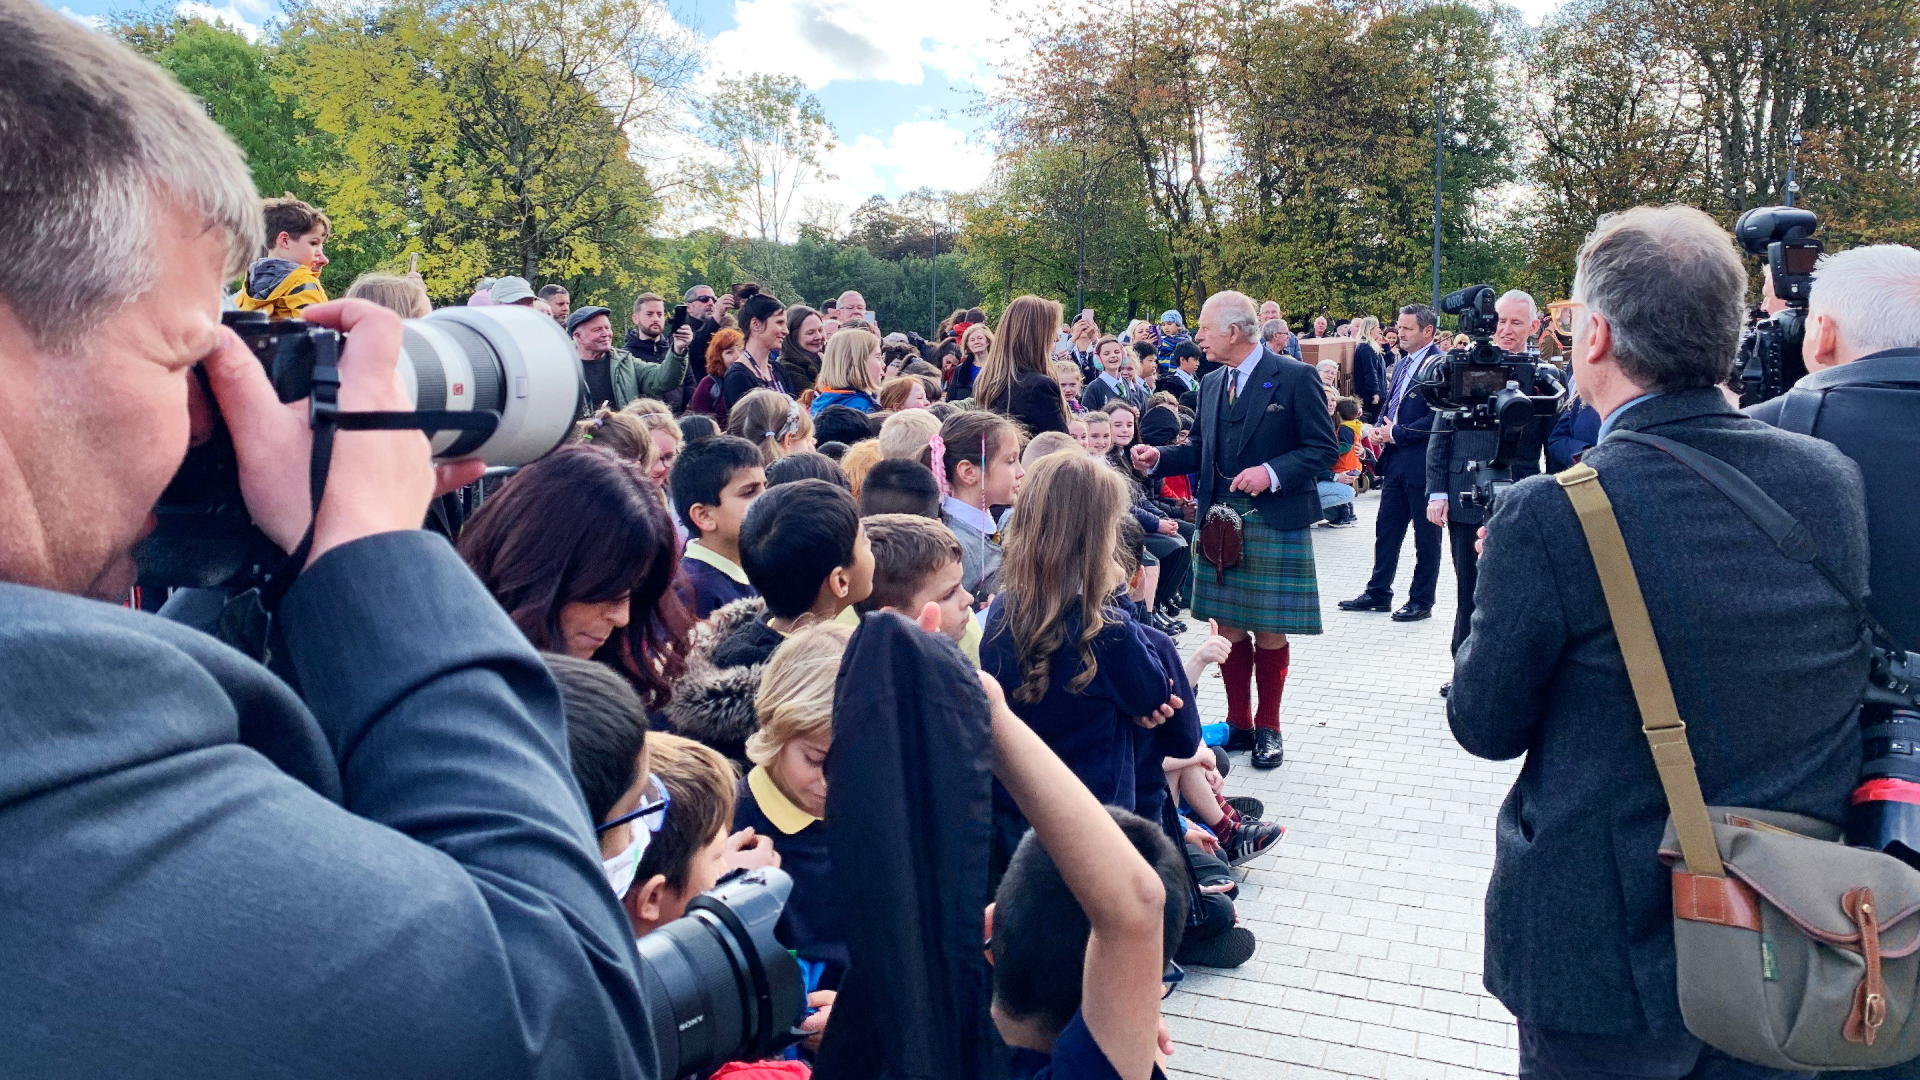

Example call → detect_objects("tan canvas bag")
1558 452 1920 1070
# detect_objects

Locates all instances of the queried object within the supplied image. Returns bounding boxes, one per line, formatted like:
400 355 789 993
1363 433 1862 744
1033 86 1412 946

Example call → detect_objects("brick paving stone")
1165 490 1522 1078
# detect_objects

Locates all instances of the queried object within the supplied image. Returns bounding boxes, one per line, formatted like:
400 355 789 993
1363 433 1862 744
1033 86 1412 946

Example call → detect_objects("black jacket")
1425 411 1549 526
1351 342 1387 406
1156 369 1200 411
0 532 658 1078
983 369 1069 435
1149 347 1339 531
813 612 1001 1080
1450 389 1871 1035
1748 348 1920 651
1375 345 1440 478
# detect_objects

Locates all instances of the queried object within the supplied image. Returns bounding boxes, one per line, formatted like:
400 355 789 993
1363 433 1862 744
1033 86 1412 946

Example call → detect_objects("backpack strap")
1776 386 1824 437
1556 462 1726 878
1605 429 1901 658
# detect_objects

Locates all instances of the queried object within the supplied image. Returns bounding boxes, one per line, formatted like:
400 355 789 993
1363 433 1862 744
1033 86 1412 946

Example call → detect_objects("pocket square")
1265 403 1284 412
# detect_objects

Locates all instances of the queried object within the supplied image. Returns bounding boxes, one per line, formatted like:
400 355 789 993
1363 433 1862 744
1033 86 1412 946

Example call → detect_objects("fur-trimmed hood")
666 597 777 767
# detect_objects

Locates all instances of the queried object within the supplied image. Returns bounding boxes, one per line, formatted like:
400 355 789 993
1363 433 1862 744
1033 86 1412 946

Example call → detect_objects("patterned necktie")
1227 368 1240 407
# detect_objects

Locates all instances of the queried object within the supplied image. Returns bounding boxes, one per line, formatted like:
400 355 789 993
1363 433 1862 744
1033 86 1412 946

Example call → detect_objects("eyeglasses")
1553 302 1585 339
596 774 671 836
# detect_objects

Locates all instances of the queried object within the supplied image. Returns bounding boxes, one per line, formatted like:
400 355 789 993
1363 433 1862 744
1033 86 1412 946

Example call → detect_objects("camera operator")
0 8 659 1077
1450 205 1872 1076
1426 290 1550 670
1747 244 1920 653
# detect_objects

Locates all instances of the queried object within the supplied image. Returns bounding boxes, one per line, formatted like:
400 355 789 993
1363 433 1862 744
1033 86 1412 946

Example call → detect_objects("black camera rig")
1734 205 1822 405
1415 284 1566 510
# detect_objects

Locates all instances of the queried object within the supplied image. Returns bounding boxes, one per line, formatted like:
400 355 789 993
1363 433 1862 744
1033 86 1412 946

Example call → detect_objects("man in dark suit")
1426 289 1550 668
1133 291 1339 769
1452 205 1871 1076
1339 304 1443 621
0 12 661 1075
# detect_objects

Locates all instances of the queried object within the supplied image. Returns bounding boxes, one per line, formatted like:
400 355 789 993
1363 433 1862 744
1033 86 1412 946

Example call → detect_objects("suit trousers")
1448 518 1480 653
1517 1023 1813 1080
1363 470 1441 607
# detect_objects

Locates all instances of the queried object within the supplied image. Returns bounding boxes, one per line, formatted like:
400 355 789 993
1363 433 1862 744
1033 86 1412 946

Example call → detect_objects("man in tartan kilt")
1133 291 1340 768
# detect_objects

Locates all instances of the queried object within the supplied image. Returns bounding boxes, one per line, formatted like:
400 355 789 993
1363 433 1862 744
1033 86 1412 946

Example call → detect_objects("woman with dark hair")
973 294 1070 435
721 293 794 410
780 304 826 391
458 445 692 711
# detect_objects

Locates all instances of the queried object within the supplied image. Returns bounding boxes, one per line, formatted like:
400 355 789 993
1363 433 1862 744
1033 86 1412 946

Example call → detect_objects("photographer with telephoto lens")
0 6 662 1077
1745 241 1920 864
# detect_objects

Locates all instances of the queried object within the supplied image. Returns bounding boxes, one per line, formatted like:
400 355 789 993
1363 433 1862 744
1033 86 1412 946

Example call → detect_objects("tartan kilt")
1190 497 1322 635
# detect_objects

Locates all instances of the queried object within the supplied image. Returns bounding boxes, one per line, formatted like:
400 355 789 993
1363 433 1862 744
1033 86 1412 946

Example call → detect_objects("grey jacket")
1449 389 1871 1035
0 532 657 1078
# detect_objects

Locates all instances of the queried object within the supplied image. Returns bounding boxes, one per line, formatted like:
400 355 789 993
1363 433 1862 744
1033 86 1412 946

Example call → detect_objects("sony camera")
1416 284 1566 509
137 305 581 598
1733 205 1822 405
637 867 809 1078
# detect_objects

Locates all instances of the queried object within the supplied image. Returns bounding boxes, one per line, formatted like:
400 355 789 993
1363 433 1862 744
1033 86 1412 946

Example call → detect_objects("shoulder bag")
1558 432 1920 1070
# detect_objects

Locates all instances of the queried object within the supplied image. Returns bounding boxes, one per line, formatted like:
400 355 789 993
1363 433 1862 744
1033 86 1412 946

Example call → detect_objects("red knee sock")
1253 645 1290 731
1221 638 1254 730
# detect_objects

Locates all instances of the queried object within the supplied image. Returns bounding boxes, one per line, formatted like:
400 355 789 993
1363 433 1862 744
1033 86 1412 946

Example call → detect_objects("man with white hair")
1426 289 1550 675
1749 243 1920 652
1132 291 1339 769
0 4 661 1075
837 289 873 333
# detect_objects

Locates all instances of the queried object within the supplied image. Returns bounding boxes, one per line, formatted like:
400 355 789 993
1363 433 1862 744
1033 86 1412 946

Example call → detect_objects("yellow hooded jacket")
235 258 327 321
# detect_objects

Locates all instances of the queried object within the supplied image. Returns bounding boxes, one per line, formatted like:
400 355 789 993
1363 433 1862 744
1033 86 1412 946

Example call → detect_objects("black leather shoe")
1252 728 1283 769
1337 594 1393 612
1391 602 1433 622
1224 726 1256 753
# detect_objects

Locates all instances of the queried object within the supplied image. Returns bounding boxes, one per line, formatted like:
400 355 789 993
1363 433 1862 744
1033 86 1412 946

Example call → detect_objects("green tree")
280 0 695 302
700 75 837 248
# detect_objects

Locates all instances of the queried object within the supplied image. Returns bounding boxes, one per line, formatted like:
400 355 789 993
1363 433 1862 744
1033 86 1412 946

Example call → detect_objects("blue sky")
59 0 1002 205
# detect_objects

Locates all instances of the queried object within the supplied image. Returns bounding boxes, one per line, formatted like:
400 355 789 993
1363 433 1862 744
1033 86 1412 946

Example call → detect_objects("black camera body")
1417 285 1566 510
636 866 808 1078
1734 205 1822 405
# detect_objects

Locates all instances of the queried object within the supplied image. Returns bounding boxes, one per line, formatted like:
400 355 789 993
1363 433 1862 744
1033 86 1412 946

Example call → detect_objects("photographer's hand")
205 299 484 563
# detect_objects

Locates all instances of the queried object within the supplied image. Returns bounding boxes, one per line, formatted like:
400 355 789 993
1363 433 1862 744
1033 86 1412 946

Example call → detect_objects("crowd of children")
235 200 1342 1078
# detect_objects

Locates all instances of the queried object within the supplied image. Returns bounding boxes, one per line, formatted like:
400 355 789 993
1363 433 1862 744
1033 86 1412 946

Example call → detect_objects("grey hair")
1808 244 1920 358
1260 319 1286 341
1496 289 1538 322
1206 290 1259 339
0 1 260 352
1398 304 1437 331
1574 205 1746 390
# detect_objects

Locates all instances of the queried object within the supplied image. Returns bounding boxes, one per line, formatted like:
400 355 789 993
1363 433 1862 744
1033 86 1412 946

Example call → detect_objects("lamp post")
1431 72 1445 311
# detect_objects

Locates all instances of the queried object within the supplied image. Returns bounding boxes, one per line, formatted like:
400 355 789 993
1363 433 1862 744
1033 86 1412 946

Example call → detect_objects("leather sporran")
1197 504 1244 585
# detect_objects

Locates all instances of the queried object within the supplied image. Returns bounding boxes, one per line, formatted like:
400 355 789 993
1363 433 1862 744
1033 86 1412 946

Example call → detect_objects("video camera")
1733 205 1822 405
1416 284 1566 509
136 306 580 604
637 866 810 1078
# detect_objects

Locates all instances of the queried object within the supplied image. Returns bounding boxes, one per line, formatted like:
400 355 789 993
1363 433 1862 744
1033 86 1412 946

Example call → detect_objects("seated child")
1021 431 1080 467
1081 411 1113 458
981 675 1188 1080
858 458 942 518
236 195 329 320
854 514 973 643
735 622 853 988
670 434 767 619
919 410 1024 600
980 452 1176 866
668 479 872 765
545 653 653 902
623 733 742 936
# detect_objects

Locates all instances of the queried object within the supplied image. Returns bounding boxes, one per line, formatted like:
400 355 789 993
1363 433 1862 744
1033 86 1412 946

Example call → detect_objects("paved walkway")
1165 488 1524 1080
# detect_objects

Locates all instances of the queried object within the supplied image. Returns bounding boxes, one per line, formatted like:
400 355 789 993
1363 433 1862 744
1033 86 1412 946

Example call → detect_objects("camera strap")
1604 430 1904 660
258 345 499 611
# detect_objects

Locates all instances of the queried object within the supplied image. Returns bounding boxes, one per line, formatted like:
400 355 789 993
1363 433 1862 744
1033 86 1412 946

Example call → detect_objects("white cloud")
174 0 267 39
822 119 996 201
702 0 1027 91
58 7 104 28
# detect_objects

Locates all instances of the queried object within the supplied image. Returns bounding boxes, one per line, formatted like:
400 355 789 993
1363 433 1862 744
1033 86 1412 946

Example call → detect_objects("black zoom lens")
635 867 806 1079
